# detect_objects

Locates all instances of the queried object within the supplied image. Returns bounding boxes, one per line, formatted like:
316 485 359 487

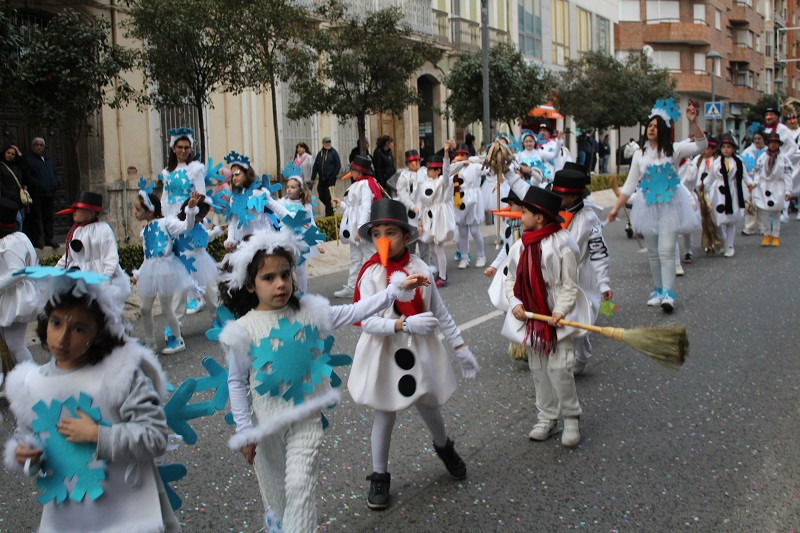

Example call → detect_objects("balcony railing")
295 0 434 37
451 16 480 52
489 27 509 47
432 9 449 45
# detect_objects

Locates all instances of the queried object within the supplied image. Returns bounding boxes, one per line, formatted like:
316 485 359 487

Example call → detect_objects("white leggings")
643 228 677 293
371 404 448 473
758 209 781 237
1 323 32 364
141 290 186 342
718 222 737 248
432 242 447 280
457 224 485 259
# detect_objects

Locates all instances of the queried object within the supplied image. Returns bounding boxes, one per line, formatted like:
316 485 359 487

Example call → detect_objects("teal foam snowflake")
14 266 108 285
641 163 681 205
165 169 192 205
528 157 552 179
653 97 681 124
205 305 235 341
157 463 187 510
194 357 229 411
740 151 760 174
143 221 169 258
229 180 261 228
205 157 223 185
163 378 215 445
249 318 349 405
31 393 108 504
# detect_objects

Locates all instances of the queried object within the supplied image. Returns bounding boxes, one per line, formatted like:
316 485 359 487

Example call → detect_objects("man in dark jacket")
372 135 396 197
311 136 342 216
24 137 60 249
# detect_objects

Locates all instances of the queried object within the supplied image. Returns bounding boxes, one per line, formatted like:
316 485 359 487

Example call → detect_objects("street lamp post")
707 51 722 136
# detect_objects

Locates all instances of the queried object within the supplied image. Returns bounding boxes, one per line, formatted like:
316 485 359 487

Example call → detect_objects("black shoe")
366 472 390 510
33 243 44 250
433 438 466 479
46 242 59 249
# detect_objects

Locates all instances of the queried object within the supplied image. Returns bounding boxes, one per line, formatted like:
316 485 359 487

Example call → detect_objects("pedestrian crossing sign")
705 102 722 119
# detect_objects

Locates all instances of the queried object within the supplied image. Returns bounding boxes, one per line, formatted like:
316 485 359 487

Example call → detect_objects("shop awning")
528 103 563 120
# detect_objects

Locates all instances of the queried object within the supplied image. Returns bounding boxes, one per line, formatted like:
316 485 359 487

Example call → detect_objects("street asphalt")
2 206 800 532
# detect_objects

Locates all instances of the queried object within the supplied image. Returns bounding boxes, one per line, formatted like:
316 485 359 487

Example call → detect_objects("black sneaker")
433 438 466 479
46 242 59 249
366 472 390 510
683 252 693 264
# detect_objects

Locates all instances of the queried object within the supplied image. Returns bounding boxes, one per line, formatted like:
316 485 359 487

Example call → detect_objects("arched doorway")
417 74 439 162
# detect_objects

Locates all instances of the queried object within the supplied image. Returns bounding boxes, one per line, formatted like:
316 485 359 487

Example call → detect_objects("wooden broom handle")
524 311 625 341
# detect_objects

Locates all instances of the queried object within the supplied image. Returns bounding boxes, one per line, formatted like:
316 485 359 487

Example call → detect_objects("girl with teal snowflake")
218 228 428 532
3 268 178 532
608 99 706 313
131 184 202 354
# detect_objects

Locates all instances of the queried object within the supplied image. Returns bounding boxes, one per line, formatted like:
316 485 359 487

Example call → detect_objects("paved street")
2 206 800 532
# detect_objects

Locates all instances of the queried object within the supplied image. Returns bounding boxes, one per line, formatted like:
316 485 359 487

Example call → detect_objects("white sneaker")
528 419 558 441
646 290 663 307
675 264 684 276
457 258 469 269
162 337 186 355
724 245 735 258
661 293 674 313
475 256 486 268
795 212 800 221
562 417 581 447
333 286 354 299
186 299 205 315
781 213 789 223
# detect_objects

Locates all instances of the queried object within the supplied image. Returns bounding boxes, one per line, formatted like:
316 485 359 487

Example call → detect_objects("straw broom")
524 312 688 370
329 185 340 246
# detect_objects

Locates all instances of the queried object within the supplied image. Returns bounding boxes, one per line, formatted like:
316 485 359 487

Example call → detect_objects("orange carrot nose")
376 237 392 267
340 171 353 181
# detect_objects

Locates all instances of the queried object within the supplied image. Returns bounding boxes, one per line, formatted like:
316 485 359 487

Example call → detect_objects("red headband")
427 162 443 169
405 155 420 162
351 163 372 173
552 185 585 194
72 202 102 211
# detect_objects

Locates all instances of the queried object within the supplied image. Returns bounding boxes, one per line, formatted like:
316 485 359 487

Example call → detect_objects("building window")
577 7 592 54
552 0 569 65
619 0 641 21
715 9 721 30
736 29 753 48
693 3 706 24
652 50 681 72
694 52 706 73
280 84 319 165
646 1 680 24
597 16 611 54
518 0 542 59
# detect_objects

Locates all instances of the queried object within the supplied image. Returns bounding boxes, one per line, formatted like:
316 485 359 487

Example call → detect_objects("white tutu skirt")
630 185 701 236
137 255 192 298
187 249 220 287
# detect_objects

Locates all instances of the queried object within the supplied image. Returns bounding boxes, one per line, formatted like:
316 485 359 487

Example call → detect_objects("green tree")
0 0 22 104
227 0 318 174
125 0 239 158
554 50 675 132
744 94 780 124
444 41 553 135
288 5 441 155
15 9 133 177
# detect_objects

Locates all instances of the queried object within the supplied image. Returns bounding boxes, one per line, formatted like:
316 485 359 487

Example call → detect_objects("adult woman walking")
292 142 314 189
607 99 705 313
160 127 207 218
0 144 30 227
373 135 396 196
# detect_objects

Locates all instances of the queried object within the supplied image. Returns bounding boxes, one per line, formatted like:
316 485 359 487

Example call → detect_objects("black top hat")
561 161 588 176
501 189 521 204
56 191 103 215
404 149 420 162
764 106 780 117
706 136 718 148
538 122 552 131
455 144 470 154
720 133 738 148
358 198 419 243
766 132 783 145
351 155 373 175
552 168 591 196
0 197 19 235
517 186 564 223
427 154 444 169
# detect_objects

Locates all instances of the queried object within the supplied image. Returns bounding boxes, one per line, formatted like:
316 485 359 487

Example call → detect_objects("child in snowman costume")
752 132 793 246
394 149 433 274
453 144 486 269
349 198 479 510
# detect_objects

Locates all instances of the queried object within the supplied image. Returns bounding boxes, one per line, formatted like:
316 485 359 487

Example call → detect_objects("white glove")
404 311 439 335
454 345 479 380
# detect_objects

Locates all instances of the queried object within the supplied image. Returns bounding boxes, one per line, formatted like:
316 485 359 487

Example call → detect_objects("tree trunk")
270 73 281 183
357 114 367 156
195 96 206 161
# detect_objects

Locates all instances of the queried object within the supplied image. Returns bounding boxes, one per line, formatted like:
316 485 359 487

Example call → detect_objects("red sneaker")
435 277 448 288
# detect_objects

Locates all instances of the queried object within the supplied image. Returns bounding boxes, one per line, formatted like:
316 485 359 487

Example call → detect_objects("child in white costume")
515 130 546 188
418 143 457 287
56 192 130 307
700 134 751 258
741 130 767 235
549 165 612 376
535 123 564 183
453 145 486 269
278 175 322 293
218 229 427 532
349 199 478 510
501 186 592 447
160 127 207 218
762 106 800 222
608 99 705 313
752 132 793 246
0 197 38 366
173 197 222 317
395 149 432 270
132 185 201 354
223 150 288 251
3 268 178 532
332 155 382 299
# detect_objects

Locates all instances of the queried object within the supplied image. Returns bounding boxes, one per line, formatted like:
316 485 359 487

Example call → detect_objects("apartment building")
616 0 778 140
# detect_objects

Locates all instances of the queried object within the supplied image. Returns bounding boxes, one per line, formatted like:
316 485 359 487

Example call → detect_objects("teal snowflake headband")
137 177 156 212
168 127 195 149
224 150 251 170
650 98 681 128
